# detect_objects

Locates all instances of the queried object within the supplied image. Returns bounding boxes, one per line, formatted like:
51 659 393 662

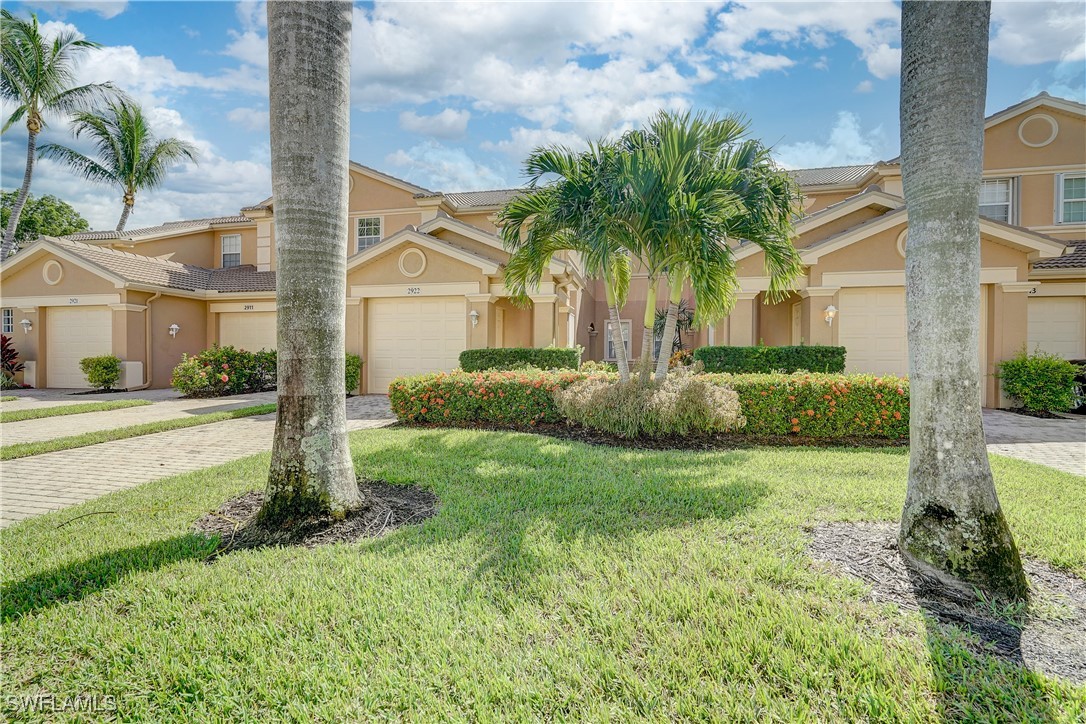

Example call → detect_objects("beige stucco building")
2 92 1084 404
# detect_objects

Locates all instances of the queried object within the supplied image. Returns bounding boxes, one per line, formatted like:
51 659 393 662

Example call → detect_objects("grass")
3 429 1084 720
0 398 151 423
0 395 17 402
0 403 277 460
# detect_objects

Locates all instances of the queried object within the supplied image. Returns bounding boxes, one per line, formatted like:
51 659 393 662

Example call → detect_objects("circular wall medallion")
896 228 908 258
42 259 63 285
398 247 427 278
1017 113 1058 148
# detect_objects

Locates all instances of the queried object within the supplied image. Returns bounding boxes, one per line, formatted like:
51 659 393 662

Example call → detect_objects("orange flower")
790 418 799 425
806 409 815 416
893 411 902 420
791 425 800 432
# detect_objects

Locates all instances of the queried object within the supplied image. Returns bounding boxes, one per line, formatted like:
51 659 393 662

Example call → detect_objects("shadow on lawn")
2 534 216 624
353 429 766 602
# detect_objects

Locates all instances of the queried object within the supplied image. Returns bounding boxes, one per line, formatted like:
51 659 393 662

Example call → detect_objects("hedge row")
172 345 361 397
693 345 846 373
459 347 581 372
391 369 909 439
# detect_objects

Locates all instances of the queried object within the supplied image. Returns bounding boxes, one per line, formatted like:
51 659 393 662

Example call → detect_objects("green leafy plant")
580 359 617 374
653 298 696 354
694 345 846 374
459 347 582 372
1 334 26 389
172 346 360 398
997 350 1080 412
345 353 362 395
79 354 121 390
555 365 745 438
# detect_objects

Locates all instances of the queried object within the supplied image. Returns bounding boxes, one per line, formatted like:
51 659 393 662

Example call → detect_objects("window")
979 178 1013 223
221 234 241 268
604 320 630 360
2 308 12 334
1058 173 1086 224
356 217 381 252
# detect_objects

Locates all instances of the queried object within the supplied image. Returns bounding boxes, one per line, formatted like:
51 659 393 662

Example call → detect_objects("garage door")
47 306 113 388
368 296 466 393
219 311 277 351
838 287 908 376
1028 297 1086 359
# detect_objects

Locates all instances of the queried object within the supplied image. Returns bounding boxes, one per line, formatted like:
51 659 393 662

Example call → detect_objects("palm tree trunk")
259 0 361 524
116 200 133 232
898 0 1027 601
604 280 630 382
638 276 657 383
1 127 38 262
654 273 683 382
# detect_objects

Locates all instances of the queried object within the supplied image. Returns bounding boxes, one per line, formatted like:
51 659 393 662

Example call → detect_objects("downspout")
129 291 162 391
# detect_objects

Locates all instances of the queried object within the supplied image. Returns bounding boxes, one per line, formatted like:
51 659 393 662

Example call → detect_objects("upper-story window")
1057 173 1086 224
221 234 241 268
604 320 630 360
979 178 1014 223
2 308 13 334
356 217 381 252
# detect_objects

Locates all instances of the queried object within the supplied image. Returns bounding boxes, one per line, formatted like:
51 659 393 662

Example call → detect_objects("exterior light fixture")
824 305 838 326
469 310 479 328
20 319 32 334
168 323 181 337
588 322 597 336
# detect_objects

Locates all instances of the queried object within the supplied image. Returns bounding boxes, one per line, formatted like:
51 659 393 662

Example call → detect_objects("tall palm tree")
898 1 1028 600
499 142 634 381
257 0 361 524
0 9 115 260
39 100 198 232
621 111 802 382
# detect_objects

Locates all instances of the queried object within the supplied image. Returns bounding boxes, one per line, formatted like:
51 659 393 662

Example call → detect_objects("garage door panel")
220 312 277 352
1029 298 1086 359
838 287 909 377
368 296 466 392
47 306 113 388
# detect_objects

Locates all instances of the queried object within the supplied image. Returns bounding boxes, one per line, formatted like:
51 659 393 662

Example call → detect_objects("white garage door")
47 306 113 388
1028 297 1086 359
838 287 908 376
368 296 466 393
219 311 277 352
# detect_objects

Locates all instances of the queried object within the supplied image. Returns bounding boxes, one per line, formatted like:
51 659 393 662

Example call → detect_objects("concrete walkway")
983 409 1086 476
0 395 394 528
0 391 277 445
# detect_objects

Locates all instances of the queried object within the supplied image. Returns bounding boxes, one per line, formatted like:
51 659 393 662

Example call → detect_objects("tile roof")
790 165 878 187
1033 244 1086 270
442 189 522 209
65 216 251 242
46 238 276 293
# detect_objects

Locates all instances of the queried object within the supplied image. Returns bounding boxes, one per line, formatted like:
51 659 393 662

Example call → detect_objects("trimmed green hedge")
693 345 846 373
998 350 1080 412
459 347 581 372
80 355 122 390
391 369 909 439
173 346 362 397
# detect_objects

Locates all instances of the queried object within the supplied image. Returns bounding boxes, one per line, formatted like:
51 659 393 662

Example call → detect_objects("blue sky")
2 0 1084 231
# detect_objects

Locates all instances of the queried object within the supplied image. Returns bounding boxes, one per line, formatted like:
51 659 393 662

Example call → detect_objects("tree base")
899 502 1030 602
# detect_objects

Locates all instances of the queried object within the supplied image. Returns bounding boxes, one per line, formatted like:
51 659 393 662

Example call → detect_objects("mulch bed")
69 389 129 395
1001 407 1070 420
195 479 437 553
808 522 1086 684
401 421 907 451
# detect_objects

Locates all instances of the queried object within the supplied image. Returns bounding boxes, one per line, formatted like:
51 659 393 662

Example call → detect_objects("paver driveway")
0 395 394 528
983 409 1085 476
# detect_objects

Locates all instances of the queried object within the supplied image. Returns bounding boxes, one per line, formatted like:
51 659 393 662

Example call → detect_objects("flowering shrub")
705 372 909 439
555 365 745 438
389 369 594 425
669 348 694 368
171 345 275 397
580 360 617 374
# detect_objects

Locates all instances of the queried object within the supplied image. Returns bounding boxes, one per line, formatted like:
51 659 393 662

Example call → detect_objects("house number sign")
406 287 421 295
69 298 79 304
243 304 255 310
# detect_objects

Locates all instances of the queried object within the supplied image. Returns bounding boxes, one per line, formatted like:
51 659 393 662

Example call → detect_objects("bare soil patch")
808 521 1086 684
404 421 906 451
195 479 437 553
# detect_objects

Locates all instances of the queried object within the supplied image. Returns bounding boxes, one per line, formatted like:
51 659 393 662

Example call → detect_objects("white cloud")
398 109 471 140
226 106 269 132
990 0 1086 65
774 111 886 169
720 51 794 81
854 80 874 94
21 1 128 20
385 142 506 191
481 126 590 162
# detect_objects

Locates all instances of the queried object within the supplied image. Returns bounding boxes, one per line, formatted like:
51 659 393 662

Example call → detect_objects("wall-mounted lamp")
823 305 838 327
20 319 32 334
469 310 480 328
587 322 597 337
168 323 181 338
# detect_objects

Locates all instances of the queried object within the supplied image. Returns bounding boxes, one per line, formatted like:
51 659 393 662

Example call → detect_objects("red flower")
220 374 229 382
222 363 229 370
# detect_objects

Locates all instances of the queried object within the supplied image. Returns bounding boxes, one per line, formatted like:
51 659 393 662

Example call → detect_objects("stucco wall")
346 242 488 287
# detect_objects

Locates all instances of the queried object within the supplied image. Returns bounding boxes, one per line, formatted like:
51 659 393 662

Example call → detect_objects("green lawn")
3 428 1084 720
0 395 17 402
0 403 277 460
0 398 150 423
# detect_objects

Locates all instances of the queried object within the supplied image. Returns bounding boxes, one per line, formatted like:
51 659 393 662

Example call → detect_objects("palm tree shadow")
2 534 216 624
354 430 765 604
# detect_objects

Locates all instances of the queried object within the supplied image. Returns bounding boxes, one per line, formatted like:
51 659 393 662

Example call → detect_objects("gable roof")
790 164 878 187
1032 244 1086 271
984 91 1086 129
65 215 251 243
441 189 522 210
346 227 503 275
